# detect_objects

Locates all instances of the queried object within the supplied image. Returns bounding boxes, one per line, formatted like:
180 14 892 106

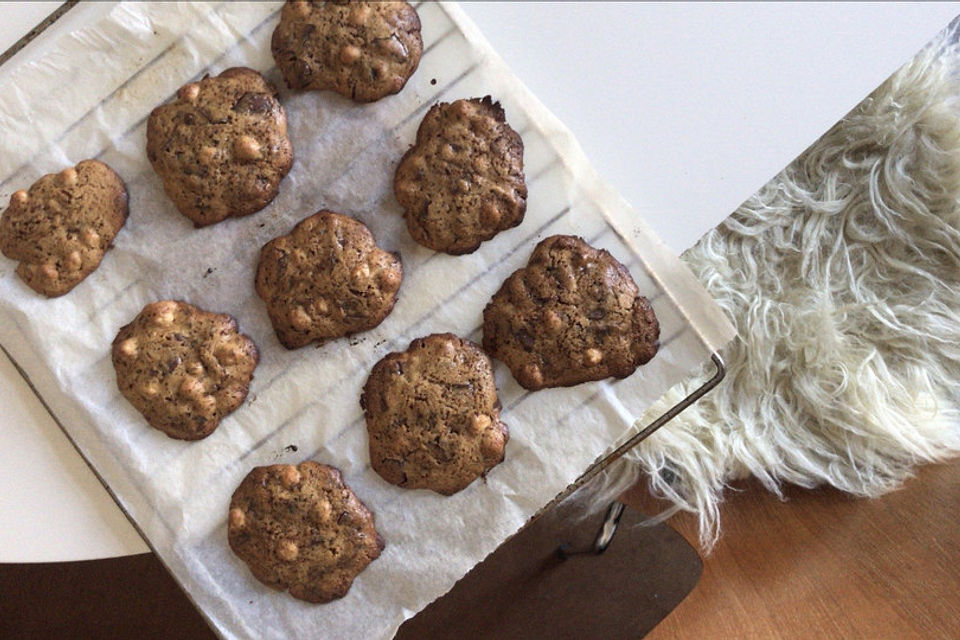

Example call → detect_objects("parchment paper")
0 2 736 638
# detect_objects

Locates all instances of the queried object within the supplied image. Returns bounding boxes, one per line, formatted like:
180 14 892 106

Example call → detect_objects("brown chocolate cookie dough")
361 333 508 495
271 0 422 102
228 461 384 603
146 67 293 227
482 235 659 390
0 160 127 297
112 300 259 440
394 97 527 255
255 211 403 349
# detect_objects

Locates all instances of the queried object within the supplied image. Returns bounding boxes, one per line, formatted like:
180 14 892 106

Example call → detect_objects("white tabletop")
2 1 958 562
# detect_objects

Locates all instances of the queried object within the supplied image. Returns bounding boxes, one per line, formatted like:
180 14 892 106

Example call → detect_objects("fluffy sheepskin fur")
590 21 960 550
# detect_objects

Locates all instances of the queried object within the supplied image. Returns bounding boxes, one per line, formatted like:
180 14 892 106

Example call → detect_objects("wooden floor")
630 461 960 639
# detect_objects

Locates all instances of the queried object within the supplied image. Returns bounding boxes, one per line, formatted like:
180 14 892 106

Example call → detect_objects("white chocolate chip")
277 540 299 562
396 181 419 200
543 310 563 333
349 4 370 25
178 83 200 102
439 340 457 358
339 45 361 65
289 306 312 330
198 146 217 164
118 338 139 358
584 348 603 366
233 135 261 162
65 250 82 271
378 268 401 289
228 507 246 529
470 414 492 435
39 264 58 281
313 499 333 522
292 0 311 18
522 364 543 388
11 190 27 205
481 426 505 458
351 263 370 281
81 228 100 248
179 377 204 397
60 168 78 187
151 302 178 326
280 465 301 488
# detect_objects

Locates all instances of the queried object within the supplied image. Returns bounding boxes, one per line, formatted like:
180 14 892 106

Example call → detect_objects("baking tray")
0 2 736 638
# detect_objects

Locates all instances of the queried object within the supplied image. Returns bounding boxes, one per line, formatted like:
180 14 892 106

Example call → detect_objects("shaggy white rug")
604 20 960 549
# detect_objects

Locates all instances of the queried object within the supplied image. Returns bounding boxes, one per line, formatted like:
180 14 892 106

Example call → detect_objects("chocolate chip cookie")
112 300 259 440
394 97 527 255
271 0 422 102
361 333 508 495
228 461 384 603
0 160 128 297
255 211 403 349
482 235 659 390
146 67 293 227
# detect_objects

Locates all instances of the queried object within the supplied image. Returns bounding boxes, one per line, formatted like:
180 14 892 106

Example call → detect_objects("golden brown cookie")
271 0 422 102
146 67 293 227
228 461 384 603
361 333 508 495
0 160 127 297
112 300 259 440
482 235 659 390
255 211 403 349
394 97 527 255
